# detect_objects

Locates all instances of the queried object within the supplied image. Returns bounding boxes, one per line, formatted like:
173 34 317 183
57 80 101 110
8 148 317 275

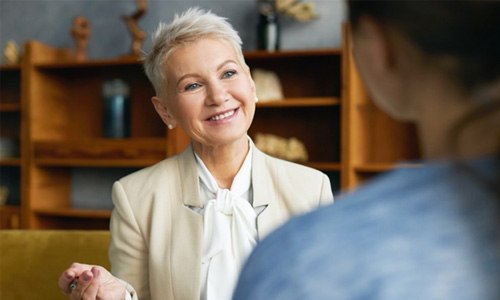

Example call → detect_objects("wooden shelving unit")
19 41 190 229
33 138 167 167
246 48 342 192
3 24 421 230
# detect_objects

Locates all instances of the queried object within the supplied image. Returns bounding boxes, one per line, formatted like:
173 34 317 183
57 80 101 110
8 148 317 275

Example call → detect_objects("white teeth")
210 110 235 121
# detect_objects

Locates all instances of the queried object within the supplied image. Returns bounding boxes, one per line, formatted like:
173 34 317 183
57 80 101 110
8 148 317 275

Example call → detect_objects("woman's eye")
184 83 201 91
222 70 237 79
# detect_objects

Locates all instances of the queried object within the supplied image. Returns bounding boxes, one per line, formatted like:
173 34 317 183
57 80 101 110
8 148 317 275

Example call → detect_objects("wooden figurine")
3 40 21 64
122 0 148 57
70 16 90 60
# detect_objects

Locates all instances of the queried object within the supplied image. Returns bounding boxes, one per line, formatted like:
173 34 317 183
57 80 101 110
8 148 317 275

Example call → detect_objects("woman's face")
160 37 256 148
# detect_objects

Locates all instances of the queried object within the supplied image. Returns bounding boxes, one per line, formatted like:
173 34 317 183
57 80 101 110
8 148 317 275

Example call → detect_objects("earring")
255 96 259 103
167 124 174 130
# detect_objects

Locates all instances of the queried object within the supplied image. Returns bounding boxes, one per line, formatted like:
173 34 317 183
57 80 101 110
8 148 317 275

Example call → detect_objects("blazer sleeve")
109 181 149 300
319 173 334 206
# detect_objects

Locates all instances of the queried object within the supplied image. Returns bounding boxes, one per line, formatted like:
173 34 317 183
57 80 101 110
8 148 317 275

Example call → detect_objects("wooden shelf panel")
244 48 342 59
257 97 340 108
33 138 167 166
306 161 341 171
34 158 162 167
0 64 21 71
33 207 111 219
0 102 21 112
0 158 21 166
354 162 421 173
33 56 141 69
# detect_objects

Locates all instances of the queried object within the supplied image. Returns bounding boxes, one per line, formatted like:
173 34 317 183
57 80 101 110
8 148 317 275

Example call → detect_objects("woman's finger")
81 268 101 300
58 262 97 295
70 270 94 300
58 271 75 295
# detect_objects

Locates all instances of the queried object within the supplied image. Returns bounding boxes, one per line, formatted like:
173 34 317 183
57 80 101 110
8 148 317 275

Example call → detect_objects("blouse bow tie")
197 157 257 300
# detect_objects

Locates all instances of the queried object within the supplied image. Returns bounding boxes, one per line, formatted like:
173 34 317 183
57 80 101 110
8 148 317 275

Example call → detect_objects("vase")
102 79 131 138
256 3 280 51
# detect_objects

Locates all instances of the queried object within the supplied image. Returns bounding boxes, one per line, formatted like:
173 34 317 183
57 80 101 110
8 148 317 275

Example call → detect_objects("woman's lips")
207 108 238 121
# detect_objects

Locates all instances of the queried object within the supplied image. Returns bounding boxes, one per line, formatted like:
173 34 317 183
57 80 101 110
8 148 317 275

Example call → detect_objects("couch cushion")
0 230 110 299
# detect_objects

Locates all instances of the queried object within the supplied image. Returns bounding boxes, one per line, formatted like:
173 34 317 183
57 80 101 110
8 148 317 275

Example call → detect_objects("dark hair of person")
348 0 500 194
348 0 500 90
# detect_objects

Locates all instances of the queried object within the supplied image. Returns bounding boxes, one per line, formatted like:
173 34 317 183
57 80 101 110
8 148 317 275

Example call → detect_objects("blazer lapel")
252 147 288 239
178 144 203 208
171 145 204 299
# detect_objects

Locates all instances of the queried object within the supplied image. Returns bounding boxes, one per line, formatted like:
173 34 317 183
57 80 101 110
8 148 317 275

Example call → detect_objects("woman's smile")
207 108 239 122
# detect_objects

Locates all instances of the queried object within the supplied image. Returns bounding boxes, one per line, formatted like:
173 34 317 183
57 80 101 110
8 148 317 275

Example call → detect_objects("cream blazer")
109 144 333 300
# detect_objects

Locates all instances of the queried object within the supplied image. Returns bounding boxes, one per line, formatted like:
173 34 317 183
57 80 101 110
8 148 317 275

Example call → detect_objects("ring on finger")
70 278 78 290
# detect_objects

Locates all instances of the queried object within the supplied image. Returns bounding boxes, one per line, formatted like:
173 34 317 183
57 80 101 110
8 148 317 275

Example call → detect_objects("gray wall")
0 0 346 61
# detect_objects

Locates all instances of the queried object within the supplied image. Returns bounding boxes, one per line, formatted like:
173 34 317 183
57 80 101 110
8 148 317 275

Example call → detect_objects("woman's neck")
192 137 250 189
414 77 500 160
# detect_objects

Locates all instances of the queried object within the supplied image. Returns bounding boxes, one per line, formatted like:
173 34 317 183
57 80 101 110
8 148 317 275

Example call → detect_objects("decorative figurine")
255 133 309 162
122 0 148 57
3 40 21 64
252 68 284 101
276 0 318 22
70 16 91 61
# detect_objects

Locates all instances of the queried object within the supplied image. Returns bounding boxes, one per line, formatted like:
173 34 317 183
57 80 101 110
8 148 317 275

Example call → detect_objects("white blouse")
193 144 258 300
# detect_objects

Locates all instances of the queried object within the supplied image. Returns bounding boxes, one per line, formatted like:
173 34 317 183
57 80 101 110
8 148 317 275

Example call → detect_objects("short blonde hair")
142 7 244 98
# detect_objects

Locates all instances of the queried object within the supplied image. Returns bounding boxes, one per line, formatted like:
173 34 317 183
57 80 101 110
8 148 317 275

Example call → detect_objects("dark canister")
256 1 280 52
102 79 130 138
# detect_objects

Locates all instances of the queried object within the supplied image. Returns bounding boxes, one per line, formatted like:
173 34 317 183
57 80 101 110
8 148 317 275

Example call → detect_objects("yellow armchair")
0 230 110 299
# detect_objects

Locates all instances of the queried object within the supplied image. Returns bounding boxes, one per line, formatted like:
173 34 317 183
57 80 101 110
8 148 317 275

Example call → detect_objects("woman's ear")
245 65 258 102
151 96 177 129
353 16 397 81
352 16 418 120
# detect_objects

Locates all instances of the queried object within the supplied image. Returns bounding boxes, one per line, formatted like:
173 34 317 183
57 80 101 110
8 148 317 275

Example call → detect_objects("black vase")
257 4 280 51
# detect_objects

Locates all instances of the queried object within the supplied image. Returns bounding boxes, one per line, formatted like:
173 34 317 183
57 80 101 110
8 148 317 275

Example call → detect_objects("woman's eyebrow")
217 59 238 71
176 73 198 86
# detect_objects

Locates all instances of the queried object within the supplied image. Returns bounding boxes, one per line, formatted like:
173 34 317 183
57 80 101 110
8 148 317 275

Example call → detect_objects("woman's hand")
58 262 127 300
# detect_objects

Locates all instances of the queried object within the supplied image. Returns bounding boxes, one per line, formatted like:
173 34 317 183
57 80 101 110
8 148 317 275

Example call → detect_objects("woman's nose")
206 81 229 106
